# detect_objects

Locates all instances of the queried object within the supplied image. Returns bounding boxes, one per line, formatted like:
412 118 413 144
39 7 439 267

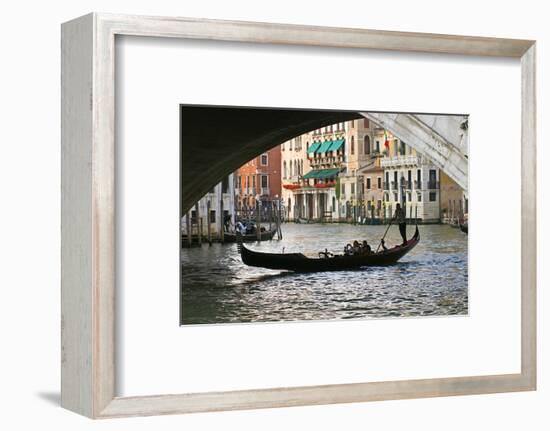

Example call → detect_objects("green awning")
307 142 321 154
328 138 345 152
303 168 341 179
316 140 333 154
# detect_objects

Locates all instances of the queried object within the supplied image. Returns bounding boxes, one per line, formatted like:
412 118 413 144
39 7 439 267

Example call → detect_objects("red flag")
384 130 390 149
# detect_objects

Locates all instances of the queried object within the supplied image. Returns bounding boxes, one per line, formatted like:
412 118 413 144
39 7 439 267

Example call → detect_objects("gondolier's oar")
376 217 394 253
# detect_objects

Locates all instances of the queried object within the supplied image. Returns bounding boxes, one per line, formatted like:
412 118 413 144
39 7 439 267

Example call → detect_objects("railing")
260 187 270 196
391 181 397 189
383 182 390 190
427 181 439 190
414 180 421 189
310 155 343 164
314 182 336 189
403 180 412 189
380 155 419 168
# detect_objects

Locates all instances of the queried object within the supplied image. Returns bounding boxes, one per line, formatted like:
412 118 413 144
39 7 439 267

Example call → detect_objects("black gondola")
459 224 468 234
223 227 278 243
238 226 420 272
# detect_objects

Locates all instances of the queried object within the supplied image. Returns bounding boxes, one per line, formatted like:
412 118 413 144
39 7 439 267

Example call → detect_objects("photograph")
180 106 469 325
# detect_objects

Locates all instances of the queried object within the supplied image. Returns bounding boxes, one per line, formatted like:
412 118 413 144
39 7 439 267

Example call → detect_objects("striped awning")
328 138 345 152
316 140 333 154
307 142 321 154
302 168 341 179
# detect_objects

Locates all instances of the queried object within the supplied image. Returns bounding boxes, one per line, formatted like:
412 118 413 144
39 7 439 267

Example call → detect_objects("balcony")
427 181 439 190
391 181 397 189
311 154 344 165
313 181 336 189
380 155 419 168
260 187 270 196
414 180 421 189
403 180 412 189
383 182 390 190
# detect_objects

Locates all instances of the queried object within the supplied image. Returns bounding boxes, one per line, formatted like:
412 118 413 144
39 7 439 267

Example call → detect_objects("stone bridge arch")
180 107 468 213
180 106 360 213
360 112 468 191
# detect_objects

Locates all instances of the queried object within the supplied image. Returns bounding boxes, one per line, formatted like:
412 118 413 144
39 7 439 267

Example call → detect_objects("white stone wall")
181 173 235 236
382 165 441 222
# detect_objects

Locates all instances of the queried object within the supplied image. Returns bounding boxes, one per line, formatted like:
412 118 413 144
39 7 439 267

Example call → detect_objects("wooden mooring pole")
186 211 192 248
195 203 202 246
256 200 261 241
207 200 212 246
268 201 272 232
277 199 283 240
220 198 225 243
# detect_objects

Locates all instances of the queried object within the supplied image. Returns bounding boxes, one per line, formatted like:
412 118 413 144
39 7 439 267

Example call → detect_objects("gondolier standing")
394 203 407 246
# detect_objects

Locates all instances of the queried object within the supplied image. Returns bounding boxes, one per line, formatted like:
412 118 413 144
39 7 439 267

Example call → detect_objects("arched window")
289 160 293 177
364 135 371 154
351 136 355 155
283 161 287 179
300 160 304 176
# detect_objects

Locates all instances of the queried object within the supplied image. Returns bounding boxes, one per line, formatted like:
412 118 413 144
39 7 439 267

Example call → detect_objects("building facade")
281 122 348 221
181 174 236 240
235 146 282 213
280 118 466 224
440 171 468 224
281 134 311 220
379 129 442 223
282 119 386 223
336 118 386 222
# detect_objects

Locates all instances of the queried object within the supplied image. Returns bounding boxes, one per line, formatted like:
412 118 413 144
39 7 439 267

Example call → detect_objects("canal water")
181 223 468 324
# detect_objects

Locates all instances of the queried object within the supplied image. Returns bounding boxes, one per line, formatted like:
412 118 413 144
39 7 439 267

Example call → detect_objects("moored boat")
238 226 419 272
223 227 278 243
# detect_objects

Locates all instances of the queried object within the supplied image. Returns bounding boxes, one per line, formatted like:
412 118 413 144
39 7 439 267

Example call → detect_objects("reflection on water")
181 224 468 324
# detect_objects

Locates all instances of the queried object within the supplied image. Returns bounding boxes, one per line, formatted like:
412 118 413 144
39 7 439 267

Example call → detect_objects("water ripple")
181 224 468 324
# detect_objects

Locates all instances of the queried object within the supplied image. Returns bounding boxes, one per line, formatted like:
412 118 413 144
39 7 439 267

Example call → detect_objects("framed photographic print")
61 13 536 418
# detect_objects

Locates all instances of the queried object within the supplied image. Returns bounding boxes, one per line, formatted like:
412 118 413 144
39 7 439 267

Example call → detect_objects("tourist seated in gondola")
235 220 247 235
344 242 354 255
362 240 372 254
246 222 256 235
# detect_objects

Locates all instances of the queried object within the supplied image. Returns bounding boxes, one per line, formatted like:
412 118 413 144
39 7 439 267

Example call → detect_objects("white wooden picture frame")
61 12 536 418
